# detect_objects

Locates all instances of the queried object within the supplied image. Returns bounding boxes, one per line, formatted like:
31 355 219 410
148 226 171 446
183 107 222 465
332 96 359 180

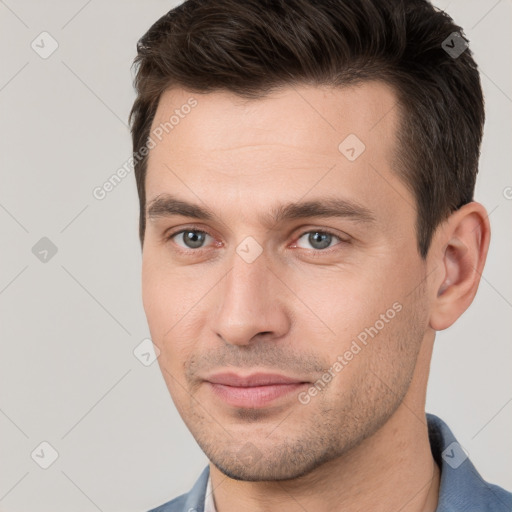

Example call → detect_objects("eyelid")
165 225 350 253
166 225 217 251
290 228 349 251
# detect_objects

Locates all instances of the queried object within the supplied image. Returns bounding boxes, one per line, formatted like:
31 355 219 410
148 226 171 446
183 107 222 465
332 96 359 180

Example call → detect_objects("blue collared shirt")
148 413 512 511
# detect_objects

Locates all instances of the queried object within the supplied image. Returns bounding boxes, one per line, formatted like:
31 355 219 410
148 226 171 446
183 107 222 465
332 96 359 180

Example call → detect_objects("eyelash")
165 225 349 256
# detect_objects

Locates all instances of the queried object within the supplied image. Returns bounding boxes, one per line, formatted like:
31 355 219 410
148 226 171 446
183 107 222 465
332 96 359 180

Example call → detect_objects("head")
130 0 490 481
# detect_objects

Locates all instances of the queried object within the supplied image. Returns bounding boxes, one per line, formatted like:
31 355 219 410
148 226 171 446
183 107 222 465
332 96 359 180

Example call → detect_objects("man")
129 0 512 510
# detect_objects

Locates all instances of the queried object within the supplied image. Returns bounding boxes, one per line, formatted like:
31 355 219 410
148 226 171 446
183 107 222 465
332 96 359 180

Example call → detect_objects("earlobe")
429 203 490 331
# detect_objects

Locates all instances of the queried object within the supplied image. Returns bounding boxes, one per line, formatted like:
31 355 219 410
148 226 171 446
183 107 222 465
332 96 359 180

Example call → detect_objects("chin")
208 447 340 482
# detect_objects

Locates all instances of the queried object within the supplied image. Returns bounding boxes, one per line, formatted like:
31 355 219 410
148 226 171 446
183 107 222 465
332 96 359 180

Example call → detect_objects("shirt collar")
204 471 217 512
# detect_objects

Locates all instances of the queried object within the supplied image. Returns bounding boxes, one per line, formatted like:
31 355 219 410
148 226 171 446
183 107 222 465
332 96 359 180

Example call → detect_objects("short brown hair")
129 0 484 258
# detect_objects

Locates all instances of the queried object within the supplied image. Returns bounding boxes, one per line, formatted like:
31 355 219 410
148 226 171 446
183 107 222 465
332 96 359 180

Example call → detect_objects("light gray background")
0 1 510 511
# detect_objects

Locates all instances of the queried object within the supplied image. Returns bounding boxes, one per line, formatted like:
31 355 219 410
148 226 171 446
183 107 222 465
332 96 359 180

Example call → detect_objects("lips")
204 372 309 408
206 372 306 387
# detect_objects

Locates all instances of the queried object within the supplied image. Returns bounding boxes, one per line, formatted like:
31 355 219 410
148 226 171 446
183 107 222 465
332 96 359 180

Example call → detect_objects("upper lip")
205 372 308 387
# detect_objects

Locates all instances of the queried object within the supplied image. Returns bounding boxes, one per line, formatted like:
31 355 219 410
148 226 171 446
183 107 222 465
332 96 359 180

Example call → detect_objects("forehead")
145 82 414 230
149 81 399 158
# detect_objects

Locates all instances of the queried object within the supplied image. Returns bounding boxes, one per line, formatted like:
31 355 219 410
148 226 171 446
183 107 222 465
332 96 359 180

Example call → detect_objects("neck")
209 334 440 512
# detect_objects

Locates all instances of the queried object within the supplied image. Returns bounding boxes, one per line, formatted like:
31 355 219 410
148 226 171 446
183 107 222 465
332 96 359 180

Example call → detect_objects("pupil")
309 232 331 250
185 231 204 248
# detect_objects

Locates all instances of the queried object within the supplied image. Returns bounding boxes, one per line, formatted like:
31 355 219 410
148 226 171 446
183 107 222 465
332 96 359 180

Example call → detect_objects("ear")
428 202 491 331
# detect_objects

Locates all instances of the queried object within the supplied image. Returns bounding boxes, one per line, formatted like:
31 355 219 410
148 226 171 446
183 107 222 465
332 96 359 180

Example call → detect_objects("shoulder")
147 493 189 512
427 413 512 511
146 465 210 512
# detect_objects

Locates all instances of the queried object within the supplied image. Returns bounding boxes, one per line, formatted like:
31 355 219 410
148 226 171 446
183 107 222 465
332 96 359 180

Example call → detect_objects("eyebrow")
146 193 376 227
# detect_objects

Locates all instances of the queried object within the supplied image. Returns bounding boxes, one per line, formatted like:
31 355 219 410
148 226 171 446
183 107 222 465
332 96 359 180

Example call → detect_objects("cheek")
142 252 192 335
299 262 416 364
295 271 384 341
141 258 167 338
142 255 206 378
142 258 183 365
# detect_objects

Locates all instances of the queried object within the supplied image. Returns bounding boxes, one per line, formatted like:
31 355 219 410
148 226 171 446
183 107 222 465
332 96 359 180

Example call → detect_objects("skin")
141 82 490 512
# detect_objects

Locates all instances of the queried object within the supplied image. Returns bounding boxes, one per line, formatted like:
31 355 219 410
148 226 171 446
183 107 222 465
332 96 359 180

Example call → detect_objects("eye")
294 230 345 251
169 229 214 250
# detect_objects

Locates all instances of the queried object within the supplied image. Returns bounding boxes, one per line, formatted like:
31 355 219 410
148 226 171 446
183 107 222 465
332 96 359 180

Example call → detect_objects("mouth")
204 372 310 408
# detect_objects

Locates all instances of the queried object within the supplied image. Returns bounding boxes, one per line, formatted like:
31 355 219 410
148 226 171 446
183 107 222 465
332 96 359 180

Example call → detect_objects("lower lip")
206 382 308 408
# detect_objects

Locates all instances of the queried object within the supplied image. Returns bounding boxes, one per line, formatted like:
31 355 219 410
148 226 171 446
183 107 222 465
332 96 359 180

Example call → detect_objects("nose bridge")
228 248 270 302
212 247 289 345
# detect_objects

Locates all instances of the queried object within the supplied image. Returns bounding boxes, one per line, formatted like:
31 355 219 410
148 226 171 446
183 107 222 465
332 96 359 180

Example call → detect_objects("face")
141 82 430 481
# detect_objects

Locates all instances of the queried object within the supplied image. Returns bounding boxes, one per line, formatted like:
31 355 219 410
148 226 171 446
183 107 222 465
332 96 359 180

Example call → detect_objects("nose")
212 249 292 346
